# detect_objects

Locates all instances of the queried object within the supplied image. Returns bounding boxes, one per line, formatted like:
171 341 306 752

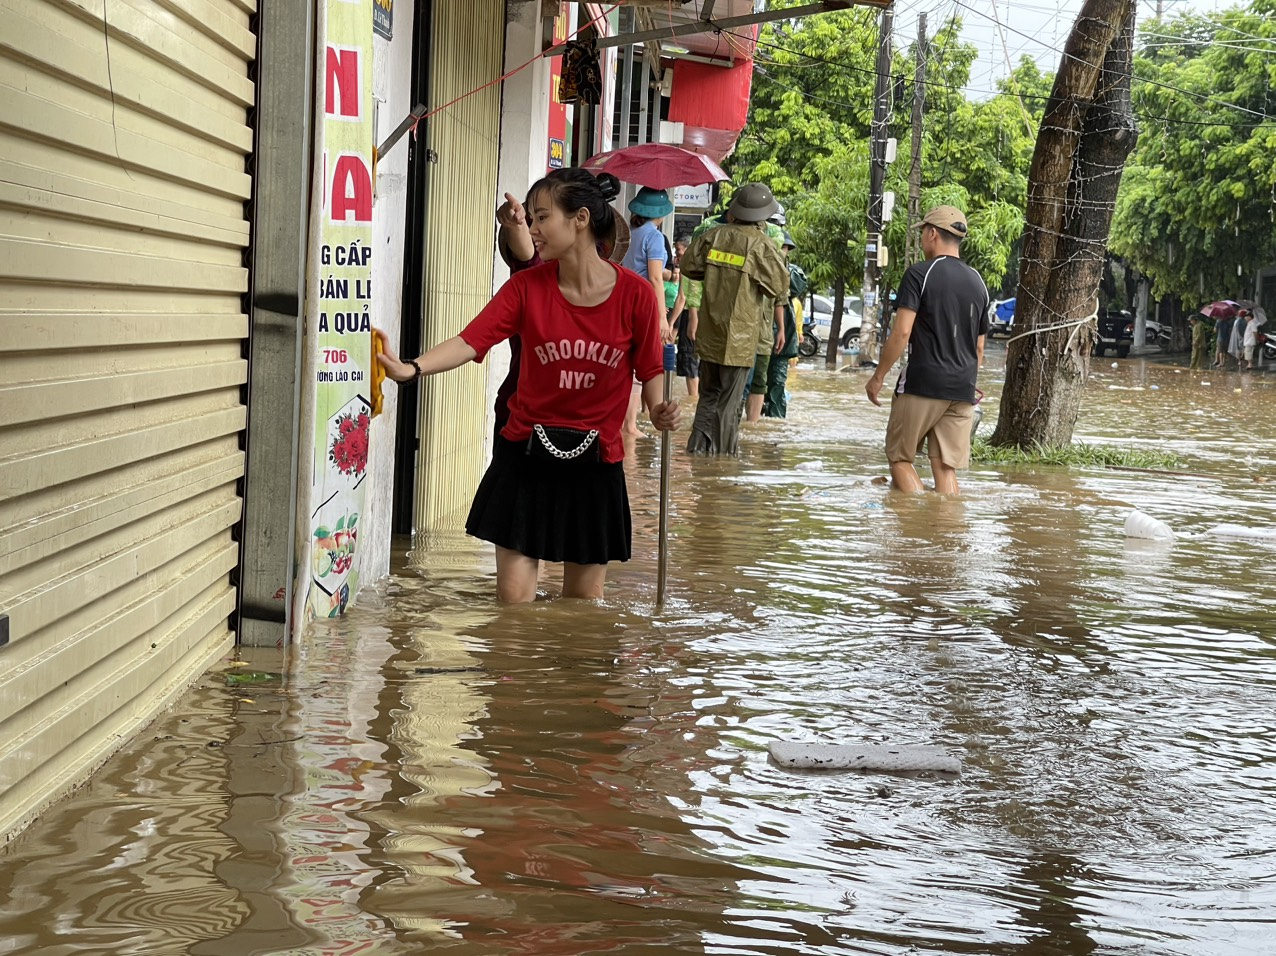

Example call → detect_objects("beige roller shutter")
414 0 506 535
0 0 256 840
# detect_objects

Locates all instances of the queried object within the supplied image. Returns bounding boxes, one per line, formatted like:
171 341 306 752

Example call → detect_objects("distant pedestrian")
1213 313 1231 368
622 186 673 309
621 187 676 437
1189 314 1210 370
663 234 681 317
680 183 790 455
744 205 790 423
763 231 808 418
1230 310 1248 366
1243 310 1263 370
668 234 701 400
865 205 989 495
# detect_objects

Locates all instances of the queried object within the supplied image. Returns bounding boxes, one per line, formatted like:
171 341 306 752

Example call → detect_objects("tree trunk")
990 0 1138 448
1170 297 1189 352
825 275 845 369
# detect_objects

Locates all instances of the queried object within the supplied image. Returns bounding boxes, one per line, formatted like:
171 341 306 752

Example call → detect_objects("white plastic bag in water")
1124 510 1175 541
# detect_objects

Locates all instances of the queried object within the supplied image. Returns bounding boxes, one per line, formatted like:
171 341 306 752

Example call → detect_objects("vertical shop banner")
546 6 569 171
308 0 374 619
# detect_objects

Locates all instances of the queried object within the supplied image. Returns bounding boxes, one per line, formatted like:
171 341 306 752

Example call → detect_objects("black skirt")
466 436 632 565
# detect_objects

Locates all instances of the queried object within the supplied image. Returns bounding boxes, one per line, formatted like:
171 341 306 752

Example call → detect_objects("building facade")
1 0 770 843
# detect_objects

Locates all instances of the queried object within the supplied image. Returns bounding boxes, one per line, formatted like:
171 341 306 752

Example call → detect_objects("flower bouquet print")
309 394 371 618
325 395 372 486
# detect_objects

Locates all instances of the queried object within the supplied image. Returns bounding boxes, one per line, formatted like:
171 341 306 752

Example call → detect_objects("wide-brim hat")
728 183 780 223
912 204 969 238
601 212 630 263
627 186 674 219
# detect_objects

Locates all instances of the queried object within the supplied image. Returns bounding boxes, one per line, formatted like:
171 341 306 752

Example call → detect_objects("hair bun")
594 172 621 202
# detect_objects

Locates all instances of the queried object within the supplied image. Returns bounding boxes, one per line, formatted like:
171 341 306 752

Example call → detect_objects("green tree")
789 144 1023 367
728 7 880 195
1110 2 1276 302
732 11 1036 315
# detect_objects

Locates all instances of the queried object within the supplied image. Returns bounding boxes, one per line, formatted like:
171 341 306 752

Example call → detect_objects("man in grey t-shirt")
865 205 989 494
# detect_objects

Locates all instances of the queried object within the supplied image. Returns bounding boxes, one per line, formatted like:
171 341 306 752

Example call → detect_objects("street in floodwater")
2 348 1275 956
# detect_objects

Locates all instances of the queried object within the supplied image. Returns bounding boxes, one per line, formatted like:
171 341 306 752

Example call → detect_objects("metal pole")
637 53 651 145
656 343 676 608
618 7 634 150
859 6 893 367
906 14 926 266
546 1 884 54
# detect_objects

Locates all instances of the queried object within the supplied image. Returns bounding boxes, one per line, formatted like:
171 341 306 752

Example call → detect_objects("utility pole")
906 14 926 267
858 5 893 367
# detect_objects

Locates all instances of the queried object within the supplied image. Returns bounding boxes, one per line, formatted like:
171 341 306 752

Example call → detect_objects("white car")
801 294 863 356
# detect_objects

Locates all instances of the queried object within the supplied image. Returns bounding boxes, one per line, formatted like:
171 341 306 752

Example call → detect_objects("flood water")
3 349 1275 955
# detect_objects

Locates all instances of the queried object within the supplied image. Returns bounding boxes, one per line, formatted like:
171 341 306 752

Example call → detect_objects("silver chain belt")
533 424 600 460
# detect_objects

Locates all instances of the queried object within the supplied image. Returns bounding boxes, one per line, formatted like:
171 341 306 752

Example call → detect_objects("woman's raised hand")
496 192 527 229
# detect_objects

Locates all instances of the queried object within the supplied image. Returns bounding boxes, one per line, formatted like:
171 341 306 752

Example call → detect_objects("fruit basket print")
310 507 359 617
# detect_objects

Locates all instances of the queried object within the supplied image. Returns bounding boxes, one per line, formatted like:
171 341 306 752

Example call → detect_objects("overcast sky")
887 0 1236 97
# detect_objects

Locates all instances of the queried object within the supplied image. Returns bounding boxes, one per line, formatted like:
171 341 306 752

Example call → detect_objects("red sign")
547 8 570 171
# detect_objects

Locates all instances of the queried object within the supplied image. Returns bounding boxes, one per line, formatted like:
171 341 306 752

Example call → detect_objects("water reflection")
1 351 1275 954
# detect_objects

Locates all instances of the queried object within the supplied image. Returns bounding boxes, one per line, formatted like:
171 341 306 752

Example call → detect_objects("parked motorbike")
1144 320 1171 347
1263 332 1276 361
798 318 820 357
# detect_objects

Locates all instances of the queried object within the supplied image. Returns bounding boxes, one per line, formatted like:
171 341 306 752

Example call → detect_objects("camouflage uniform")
1190 317 1210 370
763 262 809 418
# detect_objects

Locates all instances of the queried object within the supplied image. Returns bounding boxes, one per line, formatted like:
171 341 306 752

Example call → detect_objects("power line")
743 28 1276 132
947 0 1273 120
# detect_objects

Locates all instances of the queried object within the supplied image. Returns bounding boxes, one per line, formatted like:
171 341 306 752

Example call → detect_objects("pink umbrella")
581 143 729 190
1200 300 1239 318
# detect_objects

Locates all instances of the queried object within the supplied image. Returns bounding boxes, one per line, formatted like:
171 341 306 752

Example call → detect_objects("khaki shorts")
885 391 975 468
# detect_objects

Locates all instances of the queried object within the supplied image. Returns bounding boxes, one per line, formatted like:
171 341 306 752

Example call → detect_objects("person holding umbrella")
1214 310 1233 368
621 186 675 327
620 186 675 437
1202 300 1239 368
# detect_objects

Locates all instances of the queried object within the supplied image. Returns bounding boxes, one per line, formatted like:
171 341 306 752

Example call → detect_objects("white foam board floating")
768 742 961 775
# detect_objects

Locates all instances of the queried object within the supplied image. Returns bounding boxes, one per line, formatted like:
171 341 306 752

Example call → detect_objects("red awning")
667 55 754 165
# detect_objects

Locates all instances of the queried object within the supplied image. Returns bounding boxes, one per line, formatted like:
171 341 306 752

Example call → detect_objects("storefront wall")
411 0 507 543
364 0 417 584
0 0 257 841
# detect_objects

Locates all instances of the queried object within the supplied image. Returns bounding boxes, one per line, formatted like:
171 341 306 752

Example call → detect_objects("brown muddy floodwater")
3 348 1275 956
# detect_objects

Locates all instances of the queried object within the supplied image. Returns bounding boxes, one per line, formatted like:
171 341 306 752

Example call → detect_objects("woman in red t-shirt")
378 168 681 603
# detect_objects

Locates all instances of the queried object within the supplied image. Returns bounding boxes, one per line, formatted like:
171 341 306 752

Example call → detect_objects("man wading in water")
865 205 988 494
679 183 789 456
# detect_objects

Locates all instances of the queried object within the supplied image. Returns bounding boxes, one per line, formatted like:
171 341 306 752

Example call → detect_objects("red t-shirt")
461 261 664 463
493 251 541 435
